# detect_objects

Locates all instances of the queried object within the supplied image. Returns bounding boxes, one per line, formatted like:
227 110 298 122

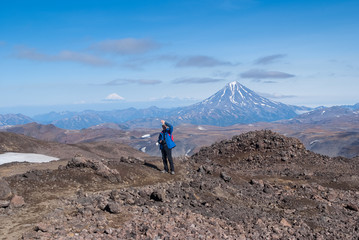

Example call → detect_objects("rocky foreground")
1 130 359 239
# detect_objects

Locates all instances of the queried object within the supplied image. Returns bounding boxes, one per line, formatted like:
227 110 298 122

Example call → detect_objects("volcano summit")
173 81 307 126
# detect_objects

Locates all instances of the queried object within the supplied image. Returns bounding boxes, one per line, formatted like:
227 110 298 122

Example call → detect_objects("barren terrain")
1 130 359 239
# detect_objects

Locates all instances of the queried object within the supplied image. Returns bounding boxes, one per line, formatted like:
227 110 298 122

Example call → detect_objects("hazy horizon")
1 79 358 116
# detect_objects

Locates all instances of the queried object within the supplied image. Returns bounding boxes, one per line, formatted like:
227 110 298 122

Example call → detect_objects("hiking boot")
161 170 168 173
170 171 175 175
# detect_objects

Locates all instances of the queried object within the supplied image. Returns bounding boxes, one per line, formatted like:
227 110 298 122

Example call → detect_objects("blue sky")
1 0 358 115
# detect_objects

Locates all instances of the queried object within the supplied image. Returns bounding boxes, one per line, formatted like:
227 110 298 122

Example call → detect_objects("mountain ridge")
1 81 358 130
30 81 312 129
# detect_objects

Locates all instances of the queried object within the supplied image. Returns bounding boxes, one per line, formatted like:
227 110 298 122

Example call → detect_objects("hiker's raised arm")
164 121 173 134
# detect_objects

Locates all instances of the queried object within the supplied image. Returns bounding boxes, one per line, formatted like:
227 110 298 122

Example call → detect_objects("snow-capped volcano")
175 81 300 126
201 81 281 109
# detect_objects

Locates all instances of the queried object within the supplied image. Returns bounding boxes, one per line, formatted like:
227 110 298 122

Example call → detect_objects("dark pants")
161 145 174 172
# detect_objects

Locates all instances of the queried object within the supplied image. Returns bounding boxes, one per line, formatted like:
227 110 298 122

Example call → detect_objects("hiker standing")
158 120 176 174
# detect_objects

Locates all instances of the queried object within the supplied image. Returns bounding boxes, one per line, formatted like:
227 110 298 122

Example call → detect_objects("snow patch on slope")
0 152 59 165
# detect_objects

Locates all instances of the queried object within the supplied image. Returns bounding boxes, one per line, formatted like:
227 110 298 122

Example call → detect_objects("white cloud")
240 69 295 80
57 50 111 66
254 54 286 65
105 93 125 101
172 77 224 84
105 79 162 86
175 55 235 68
91 38 160 55
258 92 296 99
14 46 112 66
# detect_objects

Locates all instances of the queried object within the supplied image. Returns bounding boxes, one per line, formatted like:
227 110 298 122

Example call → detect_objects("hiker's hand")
161 120 165 125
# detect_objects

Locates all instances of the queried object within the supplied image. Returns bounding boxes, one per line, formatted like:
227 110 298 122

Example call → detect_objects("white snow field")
0 152 59 165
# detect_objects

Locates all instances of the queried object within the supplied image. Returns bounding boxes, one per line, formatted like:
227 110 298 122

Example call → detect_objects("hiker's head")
162 124 167 131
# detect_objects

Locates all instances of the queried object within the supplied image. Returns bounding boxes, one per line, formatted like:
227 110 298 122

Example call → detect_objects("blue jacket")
158 121 176 150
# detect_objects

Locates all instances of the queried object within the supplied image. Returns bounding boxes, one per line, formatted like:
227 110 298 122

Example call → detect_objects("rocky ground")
1 130 359 239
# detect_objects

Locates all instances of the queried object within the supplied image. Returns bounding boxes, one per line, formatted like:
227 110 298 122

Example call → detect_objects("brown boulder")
10 195 25 208
0 178 12 200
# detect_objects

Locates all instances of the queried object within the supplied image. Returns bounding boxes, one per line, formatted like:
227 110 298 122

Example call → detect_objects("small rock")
104 228 114 235
126 197 135 205
197 166 205 173
0 200 10 208
105 201 121 214
220 172 231 182
34 223 51 232
10 195 25 208
250 179 264 188
345 204 358 212
256 218 265 226
263 184 273 194
203 166 213 174
109 189 120 201
280 218 292 227
150 191 164 202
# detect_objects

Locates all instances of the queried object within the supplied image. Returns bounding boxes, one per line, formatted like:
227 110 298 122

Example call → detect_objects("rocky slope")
1 130 359 239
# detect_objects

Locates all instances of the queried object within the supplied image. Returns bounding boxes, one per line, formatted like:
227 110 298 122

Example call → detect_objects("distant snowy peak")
200 81 280 109
175 81 301 126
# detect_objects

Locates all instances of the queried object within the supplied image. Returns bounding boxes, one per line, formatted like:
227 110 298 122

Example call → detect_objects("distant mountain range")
1 81 357 130
0 81 312 129
0 114 33 127
2 85 357 157
2 103 359 159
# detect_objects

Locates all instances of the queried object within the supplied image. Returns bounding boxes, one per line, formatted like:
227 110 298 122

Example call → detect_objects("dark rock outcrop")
66 156 121 183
